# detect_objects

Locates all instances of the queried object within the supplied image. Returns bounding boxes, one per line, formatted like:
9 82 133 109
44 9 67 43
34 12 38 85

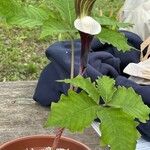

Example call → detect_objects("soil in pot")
25 147 69 150
0 135 90 150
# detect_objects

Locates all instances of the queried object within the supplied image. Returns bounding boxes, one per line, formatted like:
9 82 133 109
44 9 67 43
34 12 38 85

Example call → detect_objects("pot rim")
0 134 91 150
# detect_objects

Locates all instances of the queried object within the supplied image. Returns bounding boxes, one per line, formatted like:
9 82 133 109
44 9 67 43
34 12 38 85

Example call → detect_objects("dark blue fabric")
33 31 150 141
92 31 142 75
137 119 150 141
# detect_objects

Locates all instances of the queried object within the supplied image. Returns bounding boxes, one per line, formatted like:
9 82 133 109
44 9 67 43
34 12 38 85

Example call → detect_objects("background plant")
0 0 126 81
95 0 125 17
0 23 50 81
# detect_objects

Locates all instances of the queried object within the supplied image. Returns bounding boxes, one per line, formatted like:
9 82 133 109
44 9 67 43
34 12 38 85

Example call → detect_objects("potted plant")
0 0 150 150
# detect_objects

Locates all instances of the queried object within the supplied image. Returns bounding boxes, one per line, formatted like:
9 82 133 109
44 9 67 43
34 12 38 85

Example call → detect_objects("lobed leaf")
62 75 100 103
109 87 150 123
0 0 76 39
51 0 75 28
0 0 21 19
46 90 99 132
96 16 132 28
97 108 140 150
98 28 132 52
96 76 117 103
40 17 76 38
7 5 48 28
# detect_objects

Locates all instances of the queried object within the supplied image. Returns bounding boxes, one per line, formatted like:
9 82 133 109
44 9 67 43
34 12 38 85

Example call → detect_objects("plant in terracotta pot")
0 0 150 150
44 1 150 150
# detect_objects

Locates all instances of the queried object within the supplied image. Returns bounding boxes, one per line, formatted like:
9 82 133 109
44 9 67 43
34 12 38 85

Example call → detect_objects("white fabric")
123 59 150 85
129 76 150 85
120 0 150 40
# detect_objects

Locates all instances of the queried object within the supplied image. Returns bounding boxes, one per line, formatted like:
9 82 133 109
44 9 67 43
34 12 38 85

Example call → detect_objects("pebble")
25 147 69 150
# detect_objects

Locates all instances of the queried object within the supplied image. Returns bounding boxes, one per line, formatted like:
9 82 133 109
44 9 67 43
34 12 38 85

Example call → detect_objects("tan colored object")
123 37 150 85
123 59 150 83
129 76 150 85
140 37 150 61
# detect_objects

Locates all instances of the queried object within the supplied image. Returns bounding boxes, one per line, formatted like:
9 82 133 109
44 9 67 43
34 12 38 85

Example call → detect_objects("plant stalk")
51 39 75 150
70 39 75 79
51 30 94 149
79 31 94 75
51 128 65 150
70 39 75 90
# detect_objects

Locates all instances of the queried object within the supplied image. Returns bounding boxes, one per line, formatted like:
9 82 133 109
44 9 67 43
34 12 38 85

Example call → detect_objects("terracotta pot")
0 135 91 150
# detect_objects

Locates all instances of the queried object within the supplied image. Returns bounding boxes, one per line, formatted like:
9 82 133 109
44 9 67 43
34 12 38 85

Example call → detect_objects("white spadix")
74 16 101 35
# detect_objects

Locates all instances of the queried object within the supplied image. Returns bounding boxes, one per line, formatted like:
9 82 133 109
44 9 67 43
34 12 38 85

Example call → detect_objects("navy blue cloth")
33 31 150 141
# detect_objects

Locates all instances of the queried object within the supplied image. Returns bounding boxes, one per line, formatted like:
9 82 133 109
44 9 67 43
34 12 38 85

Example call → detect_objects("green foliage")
0 0 20 19
0 0 128 81
96 76 116 103
40 0 76 39
0 23 49 81
109 87 150 123
0 0 76 39
8 5 48 28
0 0 48 27
94 0 125 17
46 90 99 132
96 16 131 28
47 75 150 150
0 0 131 51
98 108 140 150
98 28 132 52
50 0 75 27
95 16 133 52
40 18 76 39
61 75 100 103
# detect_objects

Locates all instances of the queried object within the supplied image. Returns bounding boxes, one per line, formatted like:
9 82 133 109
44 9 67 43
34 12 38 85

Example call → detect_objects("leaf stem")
51 38 75 150
70 38 75 90
70 39 75 79
51 128 65 150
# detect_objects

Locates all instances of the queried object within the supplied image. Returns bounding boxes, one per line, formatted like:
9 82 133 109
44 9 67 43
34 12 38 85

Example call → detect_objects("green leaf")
7 5 48 28
40 18 76 38
96 16 132 28
46 90 99 132
51 0 75 28
109 87 150 123
40 0 77 38
0 0 76 39
0 0 21 19
98 28 132 52
117 22 133 28
62 75 100 103
96 76 117 103
98 108 140 150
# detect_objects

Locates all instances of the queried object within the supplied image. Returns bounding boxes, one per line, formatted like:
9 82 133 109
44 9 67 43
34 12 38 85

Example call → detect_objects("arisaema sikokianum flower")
74 0 101 74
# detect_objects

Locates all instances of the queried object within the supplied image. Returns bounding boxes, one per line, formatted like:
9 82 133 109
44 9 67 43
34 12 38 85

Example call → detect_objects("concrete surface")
0 81 100 150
